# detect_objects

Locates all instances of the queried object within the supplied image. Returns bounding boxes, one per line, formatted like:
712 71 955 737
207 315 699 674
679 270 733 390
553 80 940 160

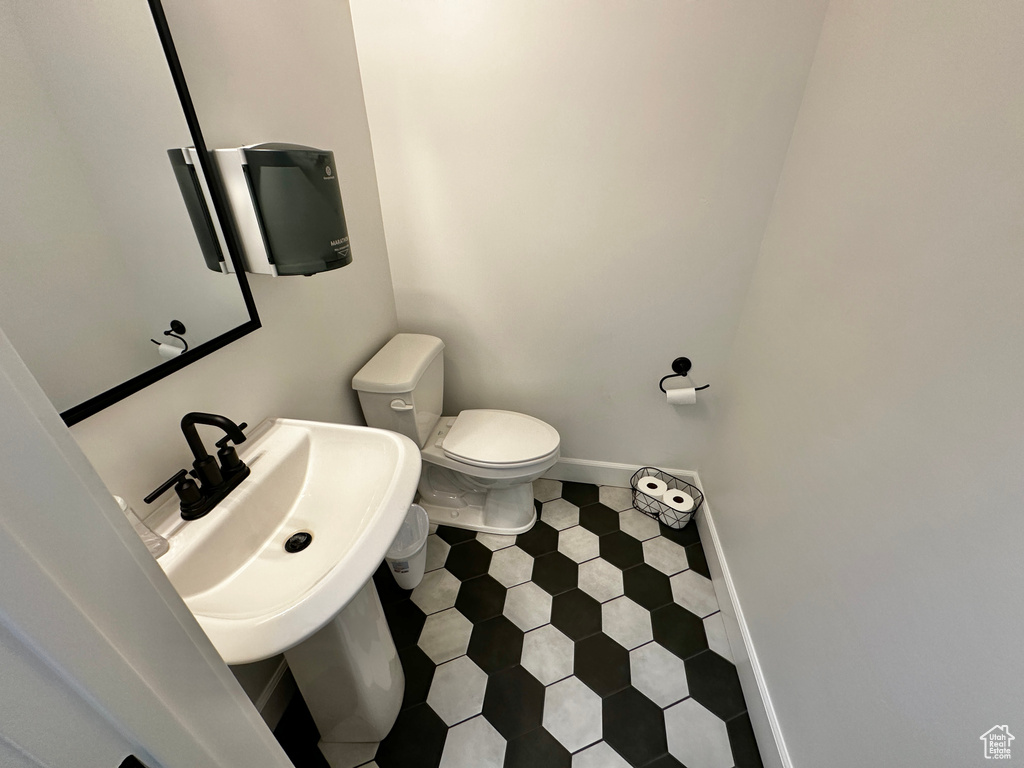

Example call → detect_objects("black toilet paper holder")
658 357 710 393
150 319 189 353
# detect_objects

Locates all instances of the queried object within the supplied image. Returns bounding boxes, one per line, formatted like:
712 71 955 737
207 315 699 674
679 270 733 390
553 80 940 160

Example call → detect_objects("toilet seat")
442 409 560 469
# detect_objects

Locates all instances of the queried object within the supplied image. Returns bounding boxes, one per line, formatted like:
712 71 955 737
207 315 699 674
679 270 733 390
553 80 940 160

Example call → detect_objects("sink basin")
157 417 421 665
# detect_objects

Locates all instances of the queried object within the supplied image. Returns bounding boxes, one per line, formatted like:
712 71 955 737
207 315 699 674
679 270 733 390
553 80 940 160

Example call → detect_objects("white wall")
69 0 398 518
350 0 829 469
701 0 1024 764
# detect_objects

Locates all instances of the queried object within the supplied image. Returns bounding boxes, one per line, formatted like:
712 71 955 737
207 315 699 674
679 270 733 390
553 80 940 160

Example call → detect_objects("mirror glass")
0 0 259 424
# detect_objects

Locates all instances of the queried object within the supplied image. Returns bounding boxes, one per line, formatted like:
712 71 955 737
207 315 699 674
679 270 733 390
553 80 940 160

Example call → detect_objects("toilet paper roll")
156 342 184 360
662 489 695 514
665 386 697 405
636 476 668 498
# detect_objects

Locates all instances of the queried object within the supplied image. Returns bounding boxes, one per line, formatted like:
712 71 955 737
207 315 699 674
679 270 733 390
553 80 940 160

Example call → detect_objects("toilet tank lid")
352 334 445 394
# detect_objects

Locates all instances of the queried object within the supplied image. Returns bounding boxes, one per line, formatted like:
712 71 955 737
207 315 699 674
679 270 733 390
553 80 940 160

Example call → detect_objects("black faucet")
180 412 247 489
144 412 251 520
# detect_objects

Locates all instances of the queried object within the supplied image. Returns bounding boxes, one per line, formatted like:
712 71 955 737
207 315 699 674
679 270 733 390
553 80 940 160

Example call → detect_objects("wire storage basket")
630 466 704 529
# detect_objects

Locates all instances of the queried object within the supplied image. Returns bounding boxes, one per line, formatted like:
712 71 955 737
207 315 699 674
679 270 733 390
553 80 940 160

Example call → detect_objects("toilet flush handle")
389 399 414 412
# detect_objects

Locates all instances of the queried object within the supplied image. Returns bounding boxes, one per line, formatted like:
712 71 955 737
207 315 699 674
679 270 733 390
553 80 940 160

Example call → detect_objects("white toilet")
352 334 560 534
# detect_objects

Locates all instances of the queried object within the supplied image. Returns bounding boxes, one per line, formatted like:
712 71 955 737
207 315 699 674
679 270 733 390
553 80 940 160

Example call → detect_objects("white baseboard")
690 472 791 768
544 457 697 488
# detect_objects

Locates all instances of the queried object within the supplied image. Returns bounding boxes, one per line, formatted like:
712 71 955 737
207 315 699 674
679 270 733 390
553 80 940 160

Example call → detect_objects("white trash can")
385 504 430 590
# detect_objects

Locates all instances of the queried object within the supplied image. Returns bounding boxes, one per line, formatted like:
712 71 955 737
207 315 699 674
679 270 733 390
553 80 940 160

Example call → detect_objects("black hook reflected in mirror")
658 356 710 393
151 319 189 353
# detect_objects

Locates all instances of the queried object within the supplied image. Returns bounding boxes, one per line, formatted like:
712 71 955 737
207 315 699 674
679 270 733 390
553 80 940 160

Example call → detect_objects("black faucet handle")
218 444 244 473
144 469 189 504
215 422 248 475
144 469 205 518
214 422 248 449
192 454 224 491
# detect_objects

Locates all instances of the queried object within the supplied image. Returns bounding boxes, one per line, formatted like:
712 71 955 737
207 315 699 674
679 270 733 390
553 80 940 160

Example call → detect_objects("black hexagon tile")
599 530 645 570
622 563 674 611
686 540 712 579
574 632 630 697
602 686 668 767
658 519 701 548
503 726 572 768
560 481 600 507
272 694 328 768
396 643 434 711
436 524 477 546
578 503 620 536
651 603 709 661
381 596 426 650
645 754 686 768
374 703 447 768
516 519 559 557
550 588 603 641
454 574 507 623
467 614 525 674
481 665 545 740
532 551 579 595
444 539 493 581
685 649 748 721
373 560 413 605
727 712 766 768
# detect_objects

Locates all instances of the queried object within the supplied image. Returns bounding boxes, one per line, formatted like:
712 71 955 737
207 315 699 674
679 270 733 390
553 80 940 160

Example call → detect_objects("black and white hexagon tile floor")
274 481 763 768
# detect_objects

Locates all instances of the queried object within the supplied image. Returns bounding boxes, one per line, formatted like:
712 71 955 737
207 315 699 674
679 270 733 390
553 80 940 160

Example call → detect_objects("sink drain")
284 531 313 553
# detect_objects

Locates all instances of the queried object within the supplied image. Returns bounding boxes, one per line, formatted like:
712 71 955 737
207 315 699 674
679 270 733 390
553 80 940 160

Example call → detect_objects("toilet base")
418 495 537 535
416 466 537 534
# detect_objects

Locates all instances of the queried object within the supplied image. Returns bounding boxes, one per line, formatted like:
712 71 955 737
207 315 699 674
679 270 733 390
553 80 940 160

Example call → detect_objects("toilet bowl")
416 410 559 533
352 335 560 534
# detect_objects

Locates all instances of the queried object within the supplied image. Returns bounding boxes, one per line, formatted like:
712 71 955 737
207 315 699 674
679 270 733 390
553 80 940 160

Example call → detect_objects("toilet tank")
351 334 445 448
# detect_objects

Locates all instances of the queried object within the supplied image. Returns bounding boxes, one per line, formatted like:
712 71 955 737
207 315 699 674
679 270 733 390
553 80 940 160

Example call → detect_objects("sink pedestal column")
284 578 404 768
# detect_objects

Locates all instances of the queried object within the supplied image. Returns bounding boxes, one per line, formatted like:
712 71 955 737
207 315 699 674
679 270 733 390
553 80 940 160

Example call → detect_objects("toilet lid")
443 410 560 467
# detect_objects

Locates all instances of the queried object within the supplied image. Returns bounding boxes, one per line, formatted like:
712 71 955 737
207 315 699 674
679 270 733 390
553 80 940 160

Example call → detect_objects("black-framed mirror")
0 0 260 426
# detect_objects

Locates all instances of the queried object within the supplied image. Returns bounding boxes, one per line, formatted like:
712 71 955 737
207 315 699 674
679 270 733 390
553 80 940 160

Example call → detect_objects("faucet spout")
180 412 247 461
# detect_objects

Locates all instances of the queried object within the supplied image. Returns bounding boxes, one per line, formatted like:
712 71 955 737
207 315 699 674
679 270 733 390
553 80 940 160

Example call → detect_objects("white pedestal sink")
155 418 421 767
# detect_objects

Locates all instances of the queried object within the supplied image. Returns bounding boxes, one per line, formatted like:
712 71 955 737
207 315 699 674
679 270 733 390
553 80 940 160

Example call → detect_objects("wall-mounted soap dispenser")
211 143 352 276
